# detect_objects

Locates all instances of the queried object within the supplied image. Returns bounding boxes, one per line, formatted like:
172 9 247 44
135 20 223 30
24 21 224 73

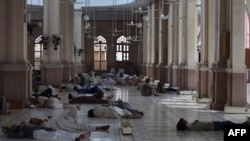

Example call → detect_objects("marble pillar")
0 0 33 108
41 0 63 86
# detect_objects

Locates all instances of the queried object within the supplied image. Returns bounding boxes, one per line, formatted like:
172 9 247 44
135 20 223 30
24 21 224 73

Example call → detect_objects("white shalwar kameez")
43 106 96 131
33 129 79 141
93 105 132 118
37 96 64 109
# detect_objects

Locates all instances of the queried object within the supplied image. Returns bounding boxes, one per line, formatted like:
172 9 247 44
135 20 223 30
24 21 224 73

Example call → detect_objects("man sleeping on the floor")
69 90 114 104
87 101 144 119
73 84 101 94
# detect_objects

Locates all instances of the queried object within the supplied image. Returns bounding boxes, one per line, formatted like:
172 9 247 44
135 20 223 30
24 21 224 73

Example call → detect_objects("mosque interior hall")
1 0 250 140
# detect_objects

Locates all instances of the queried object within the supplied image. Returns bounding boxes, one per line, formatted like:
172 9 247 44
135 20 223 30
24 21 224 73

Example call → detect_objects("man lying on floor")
33 85 60 99
69 91 144 118
104 100 144 116
2 121 91 141
30 96 64 109
87 104 143 119
29 105 110 131
176 117 250 131
69 90 114 104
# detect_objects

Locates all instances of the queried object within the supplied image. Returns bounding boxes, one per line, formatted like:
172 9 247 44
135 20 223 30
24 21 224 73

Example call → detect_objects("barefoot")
96 125 110 131
80 131 91 139
126 114 141 119
107 94 114 100
153 93 159 96
139 111 144 116
76 105 81 110
75 136 80 141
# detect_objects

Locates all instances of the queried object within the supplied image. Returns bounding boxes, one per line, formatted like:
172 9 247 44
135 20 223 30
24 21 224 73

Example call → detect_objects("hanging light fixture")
83 0 90 21
143 15 149 21
83 15 89 21
85 21 91 29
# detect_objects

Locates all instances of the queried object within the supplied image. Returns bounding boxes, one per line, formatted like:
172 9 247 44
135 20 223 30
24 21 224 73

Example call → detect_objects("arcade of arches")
1 0 250 112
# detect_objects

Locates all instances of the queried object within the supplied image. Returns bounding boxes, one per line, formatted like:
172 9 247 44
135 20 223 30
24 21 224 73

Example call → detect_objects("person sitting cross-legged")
0 96 11 115
140 78 159 96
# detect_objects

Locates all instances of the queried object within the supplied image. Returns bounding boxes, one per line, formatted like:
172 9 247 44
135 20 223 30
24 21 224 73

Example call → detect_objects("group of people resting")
2 100 143 140
6 71 143 140
5 72 247 140
31 86 144 119
2 106 109 141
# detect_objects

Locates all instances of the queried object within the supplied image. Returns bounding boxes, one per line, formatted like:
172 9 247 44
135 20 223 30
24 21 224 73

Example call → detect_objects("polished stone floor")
0 86 250 141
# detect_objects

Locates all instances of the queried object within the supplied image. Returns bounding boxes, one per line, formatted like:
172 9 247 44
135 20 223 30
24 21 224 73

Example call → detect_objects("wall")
84 20 138 73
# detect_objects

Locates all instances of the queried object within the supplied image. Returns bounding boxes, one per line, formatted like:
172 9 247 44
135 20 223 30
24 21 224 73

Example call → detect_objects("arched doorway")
93 35 107 71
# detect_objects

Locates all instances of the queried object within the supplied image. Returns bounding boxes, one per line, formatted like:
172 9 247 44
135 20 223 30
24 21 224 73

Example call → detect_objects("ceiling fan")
159 14 169 19
155 0 169 20
164 0 195 4
132 35 143 42
83 29 92 34
82 0 96 31
124 16 143 27
60 0 84 4
134 6 149 14
111 0 124 34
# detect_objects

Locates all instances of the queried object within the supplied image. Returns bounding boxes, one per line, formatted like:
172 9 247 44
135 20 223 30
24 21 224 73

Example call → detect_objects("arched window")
94 35 107 71
116 35 129 61
34 35 44 70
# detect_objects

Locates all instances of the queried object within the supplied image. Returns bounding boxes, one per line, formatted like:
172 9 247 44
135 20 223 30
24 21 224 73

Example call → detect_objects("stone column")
226 0 246 107
41 0 63 87
148 3 155 79
61 1 75 83
185 0 198 90
146 4 152 78
0 0 33 108
73 12 83 74
167 4 173 83
142 13 148 75
158 1 169 83
152 0 159 80
81 19 86 71
177 2 186 90
197 0 209 98
208 0 228 110
170 4 179 87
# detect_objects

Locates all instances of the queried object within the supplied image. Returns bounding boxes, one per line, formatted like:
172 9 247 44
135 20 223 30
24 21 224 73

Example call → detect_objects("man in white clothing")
2 121 91 141
33 96 64 109
87 105 142 119
29 105 110 131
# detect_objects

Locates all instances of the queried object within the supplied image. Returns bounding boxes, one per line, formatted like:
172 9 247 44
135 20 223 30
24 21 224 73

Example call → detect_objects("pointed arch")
116 35 129 61
34 34 44 70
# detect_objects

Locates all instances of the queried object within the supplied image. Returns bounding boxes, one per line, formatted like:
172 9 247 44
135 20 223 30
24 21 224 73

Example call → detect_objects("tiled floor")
1 86 250 141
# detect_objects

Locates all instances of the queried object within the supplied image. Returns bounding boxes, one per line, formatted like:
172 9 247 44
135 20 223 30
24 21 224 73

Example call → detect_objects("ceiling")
28 0 151 21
